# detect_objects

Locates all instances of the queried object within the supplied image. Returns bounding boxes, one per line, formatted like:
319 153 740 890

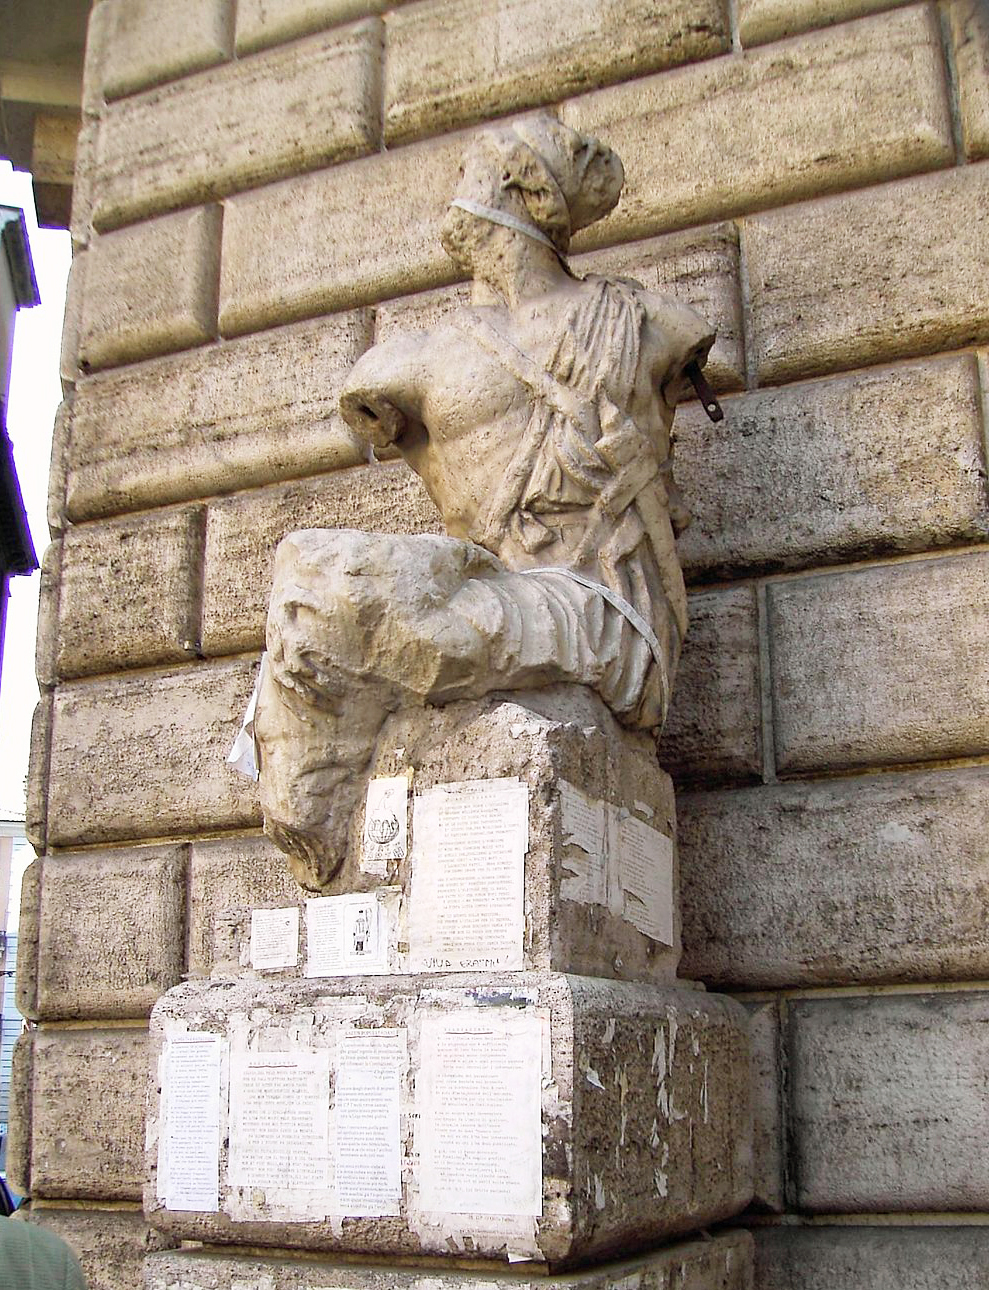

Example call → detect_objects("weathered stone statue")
255 114 719 889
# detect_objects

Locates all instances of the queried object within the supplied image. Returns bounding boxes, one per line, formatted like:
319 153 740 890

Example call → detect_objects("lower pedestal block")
146 972 752 1268
144 1229 753 1289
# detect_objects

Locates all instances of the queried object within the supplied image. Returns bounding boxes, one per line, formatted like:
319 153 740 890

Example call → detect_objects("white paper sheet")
362 775 410 875
250 906 299 970
157 1033 223 1212
335 1028 406 1216
306 892 391 976
558 779 607 904
408 778 528 972
228 1051 330 1190
416 1009 542 1216
618 813 674 947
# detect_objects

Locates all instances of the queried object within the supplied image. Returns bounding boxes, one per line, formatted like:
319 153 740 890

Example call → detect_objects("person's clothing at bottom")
0 1216 88 1290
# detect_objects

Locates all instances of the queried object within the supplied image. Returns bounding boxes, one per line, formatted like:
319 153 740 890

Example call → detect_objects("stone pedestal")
146 691 753 1284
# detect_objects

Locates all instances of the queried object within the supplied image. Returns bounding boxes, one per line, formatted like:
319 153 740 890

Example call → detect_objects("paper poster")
306 891 392 976
157 1033 223 1212
228 1051 330 1190
335 1028 406 1216
416 1008 542 1216
618 814 674 947
362 775 410 875
558 779 607 904
250 906 299 970
408 778 528 973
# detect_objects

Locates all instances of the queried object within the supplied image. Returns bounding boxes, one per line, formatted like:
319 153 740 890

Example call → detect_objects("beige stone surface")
790 993 989 1211
745 162 989 384
575 223 745 393
15 860 40 1021
949 0 989 159
34 540 61 689
78 206 221 371
69 118 99 249
218 132 463 334
768 552 989 773
94 22 382 231
674 354 989 579
46 399 72 538
66 313 370 521
659 585 762 783
59 251 85 390
738 0 912 47
188 834 301 976
384 0 728 144
148 1231 754 1289
679 767 989 988
101 0 233 100
47 659 261 847
747 1002 784 1214
80 0 111 117
755 1226 989 1289
202 464 441 655
236 0 402 53
56 507 203 677
147 973 751 1262
36 845 187 1019
31 1027 148 1200
563 6 952 249
7 1033 33 1195
25 694 52 852
27 1208 174 1290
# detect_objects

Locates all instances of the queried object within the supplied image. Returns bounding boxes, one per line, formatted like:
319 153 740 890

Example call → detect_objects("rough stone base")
145 1229 753 1289
146 972 752 1268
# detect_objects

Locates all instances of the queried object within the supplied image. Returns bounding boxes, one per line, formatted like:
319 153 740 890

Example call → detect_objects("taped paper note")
228 1051 330 1190
416 1008 542 1216
306 891 392 976
157 1033 223 1212
618 814 674 947
362 775 410 875
335 1028 406 1216
409 778 528 972
250 906 299 970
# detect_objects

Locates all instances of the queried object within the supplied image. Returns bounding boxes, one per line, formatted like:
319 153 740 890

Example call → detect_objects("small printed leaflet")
250 906 299 970
157 1032 223 1212
416 1008 543 1216
228 1051 330 1191
362 775 410 875
409 777 528 972
618 813 674 946
306 891 391 976
558 779 607 904
335 1028 406 1216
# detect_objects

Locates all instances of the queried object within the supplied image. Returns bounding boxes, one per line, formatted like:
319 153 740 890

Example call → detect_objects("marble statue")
253 115 721 889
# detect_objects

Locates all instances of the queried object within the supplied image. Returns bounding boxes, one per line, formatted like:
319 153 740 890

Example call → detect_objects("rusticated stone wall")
9 0 989 1286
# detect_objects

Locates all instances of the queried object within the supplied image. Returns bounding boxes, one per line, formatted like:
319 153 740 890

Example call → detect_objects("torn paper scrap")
227 653 267 780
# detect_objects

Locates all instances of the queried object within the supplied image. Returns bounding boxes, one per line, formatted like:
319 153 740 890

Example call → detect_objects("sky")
0 163 72 820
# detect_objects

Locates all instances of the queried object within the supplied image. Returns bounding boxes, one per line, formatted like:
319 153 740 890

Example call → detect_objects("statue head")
441 115 624 271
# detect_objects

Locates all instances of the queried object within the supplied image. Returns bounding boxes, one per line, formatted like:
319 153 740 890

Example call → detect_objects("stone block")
384 0 728 145
188 835 302 977
949 0 989 159
59 251 85 390
201 464 442 655
30 1027 149 1200
47 659 261 848
34 540 61 689
563 6 952 250
27 1208 174 1290
94 22 382 231
56 507 203 677
236 0 401 53
745 162 989 384
147 1230 754 1289
66 312 371 522
101 0 233 100
746 1002 784 1213
7 1032 34 1195
46 398 71 538
219 132 464 335
675 353 989 579
15 859 40 1021
768 551 989 773
755 1225 989 1289
679 766 989 989
659 585 762 784
789 992 989 1211
81 0 111 117
574 223 745 394
69 117 99 250
78 206 221 371
25 694 52 852
36 845 187 1020
738 0 913 47
146 973 751 1262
